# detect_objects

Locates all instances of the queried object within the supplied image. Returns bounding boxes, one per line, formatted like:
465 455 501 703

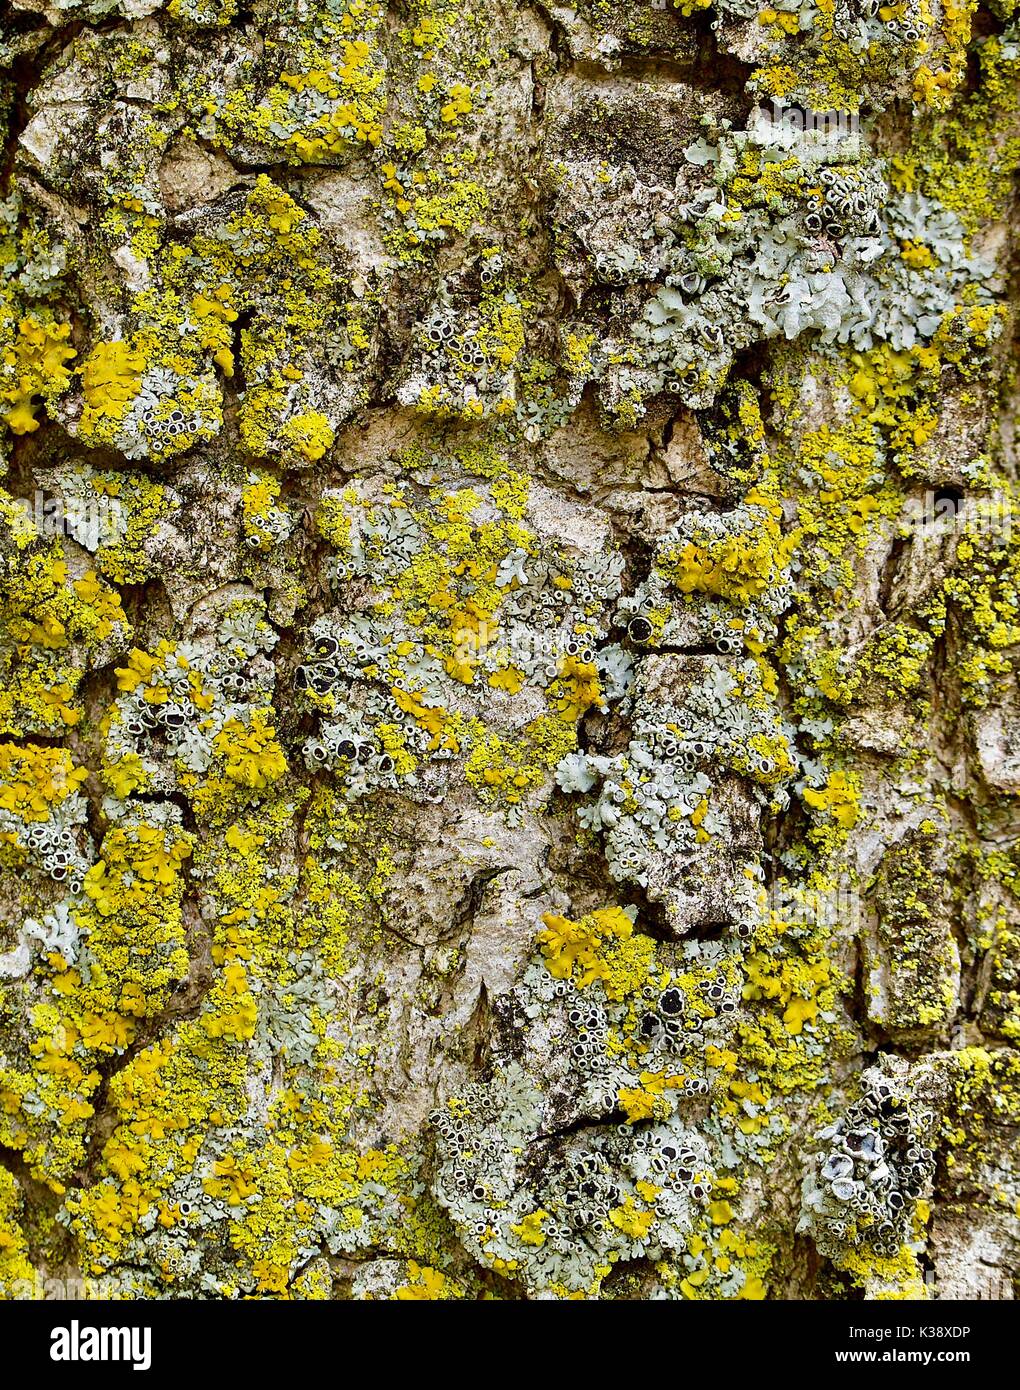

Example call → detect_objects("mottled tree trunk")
0 0 1018 1302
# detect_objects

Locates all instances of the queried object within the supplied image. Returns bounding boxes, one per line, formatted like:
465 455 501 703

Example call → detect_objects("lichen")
0 0 1017 1304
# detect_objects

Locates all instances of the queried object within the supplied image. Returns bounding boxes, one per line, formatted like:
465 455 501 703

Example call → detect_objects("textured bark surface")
0 0 1019 1301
